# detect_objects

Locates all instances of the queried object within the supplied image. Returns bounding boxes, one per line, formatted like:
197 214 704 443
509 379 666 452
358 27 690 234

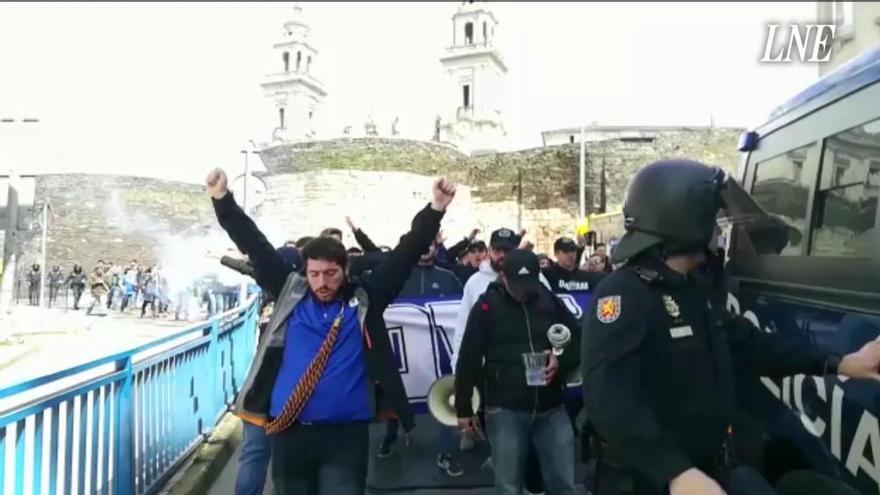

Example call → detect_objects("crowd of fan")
269 217 616 292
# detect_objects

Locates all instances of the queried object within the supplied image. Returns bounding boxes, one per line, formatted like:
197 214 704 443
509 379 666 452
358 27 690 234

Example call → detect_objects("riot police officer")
580 160 880 495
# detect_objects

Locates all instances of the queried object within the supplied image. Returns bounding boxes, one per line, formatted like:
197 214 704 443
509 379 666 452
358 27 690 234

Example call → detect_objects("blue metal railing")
0 294 261 495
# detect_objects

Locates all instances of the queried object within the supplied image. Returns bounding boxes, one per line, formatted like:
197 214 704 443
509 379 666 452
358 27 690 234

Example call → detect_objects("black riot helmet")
612 160 727 264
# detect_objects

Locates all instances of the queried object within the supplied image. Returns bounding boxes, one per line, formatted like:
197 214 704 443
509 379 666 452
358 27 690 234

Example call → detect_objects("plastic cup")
522 352 547 386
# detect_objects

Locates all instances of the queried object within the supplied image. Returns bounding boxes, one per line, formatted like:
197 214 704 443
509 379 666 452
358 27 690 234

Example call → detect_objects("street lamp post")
38 201 52 308
579 125 586 220
238 147 260 305
0 117 40 342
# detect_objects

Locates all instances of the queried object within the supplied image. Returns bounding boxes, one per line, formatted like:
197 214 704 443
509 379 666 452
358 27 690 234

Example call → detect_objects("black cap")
502 249 541 298
490 228 520 250
468 240 487 252
554 237 578 253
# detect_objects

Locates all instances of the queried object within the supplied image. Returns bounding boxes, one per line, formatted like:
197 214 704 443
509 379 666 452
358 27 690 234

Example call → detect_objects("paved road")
0 305 204 413
208 427 498 495
209 440 498 495
208 419 589 495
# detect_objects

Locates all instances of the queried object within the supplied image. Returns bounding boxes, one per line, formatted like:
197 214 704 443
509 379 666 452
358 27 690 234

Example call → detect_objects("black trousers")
270 422 369 495
28 284 39 305
72 285 84 309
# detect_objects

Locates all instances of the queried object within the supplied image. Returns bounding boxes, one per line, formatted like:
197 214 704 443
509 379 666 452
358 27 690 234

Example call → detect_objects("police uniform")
580 160 843 495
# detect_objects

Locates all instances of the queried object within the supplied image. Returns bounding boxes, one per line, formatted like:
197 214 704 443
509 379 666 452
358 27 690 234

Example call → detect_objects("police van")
730 45 880 493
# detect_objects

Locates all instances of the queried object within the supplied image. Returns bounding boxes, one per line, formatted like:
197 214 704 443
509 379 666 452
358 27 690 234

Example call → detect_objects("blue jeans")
486 405 577 495
235 421 271 495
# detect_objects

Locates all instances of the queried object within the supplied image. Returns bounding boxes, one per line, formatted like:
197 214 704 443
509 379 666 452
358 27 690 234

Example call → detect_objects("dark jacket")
353 228 381 253
581 255 833 488
454 282 581 417
348 251 386 281
48 269 64 287
213 191 443 432
64 270 86 288
437 237 471 264
542 264 606 294
398 264 463 298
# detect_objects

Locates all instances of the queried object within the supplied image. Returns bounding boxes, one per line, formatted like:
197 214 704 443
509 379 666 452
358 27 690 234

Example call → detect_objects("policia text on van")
729 45 880 494
580 160 880 495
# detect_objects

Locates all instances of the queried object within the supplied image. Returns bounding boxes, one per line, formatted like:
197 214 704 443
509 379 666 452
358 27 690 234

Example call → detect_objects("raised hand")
345 216 358 232
205 168 229 200
669 468 726 495
431 177 457 211
469 228 481 240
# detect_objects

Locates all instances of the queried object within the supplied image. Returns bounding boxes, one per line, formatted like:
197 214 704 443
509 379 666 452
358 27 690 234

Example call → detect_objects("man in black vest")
455 249 581 495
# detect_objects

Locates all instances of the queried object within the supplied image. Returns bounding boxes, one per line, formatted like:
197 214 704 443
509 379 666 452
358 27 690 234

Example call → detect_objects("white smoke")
105 189 240 297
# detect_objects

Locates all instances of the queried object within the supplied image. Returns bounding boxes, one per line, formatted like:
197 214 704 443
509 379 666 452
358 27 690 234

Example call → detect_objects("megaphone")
547 323 571 356
427 375 481 427
547 324 583 386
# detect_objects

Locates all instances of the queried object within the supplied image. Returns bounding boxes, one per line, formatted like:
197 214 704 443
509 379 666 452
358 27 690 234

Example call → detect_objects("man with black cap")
451 228 550 368
450 228 551 481
455 249 581 495
543 236 607 294
581 160 880 495
451 228 550 468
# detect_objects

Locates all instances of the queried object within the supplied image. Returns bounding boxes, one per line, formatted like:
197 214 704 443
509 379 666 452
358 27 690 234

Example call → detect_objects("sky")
0 2 821 184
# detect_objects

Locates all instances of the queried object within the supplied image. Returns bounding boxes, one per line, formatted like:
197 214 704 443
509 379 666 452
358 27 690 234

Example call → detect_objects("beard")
490 257 503 273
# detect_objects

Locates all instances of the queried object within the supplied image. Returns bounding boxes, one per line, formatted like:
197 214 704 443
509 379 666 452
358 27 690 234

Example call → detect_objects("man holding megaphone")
454 249 582 495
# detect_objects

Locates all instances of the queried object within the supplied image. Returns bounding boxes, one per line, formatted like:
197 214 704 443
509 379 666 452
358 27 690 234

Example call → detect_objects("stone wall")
257 128 743 252
12 174 214 282
3 127 743 287
254 170 480 250
259 138 467 178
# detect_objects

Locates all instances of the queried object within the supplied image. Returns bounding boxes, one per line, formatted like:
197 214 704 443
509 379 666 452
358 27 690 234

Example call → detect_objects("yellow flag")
576 216 591 236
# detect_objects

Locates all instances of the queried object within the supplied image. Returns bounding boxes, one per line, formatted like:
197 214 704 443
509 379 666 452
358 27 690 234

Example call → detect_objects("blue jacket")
213 192 443 432
398 264 463 298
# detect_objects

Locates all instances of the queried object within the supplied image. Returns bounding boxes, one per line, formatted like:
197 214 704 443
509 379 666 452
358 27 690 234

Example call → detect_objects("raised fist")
205 168 229 200
431 177 456 211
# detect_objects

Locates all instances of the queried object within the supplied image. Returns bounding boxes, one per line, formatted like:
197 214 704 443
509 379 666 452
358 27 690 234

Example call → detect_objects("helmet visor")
715 170 803 255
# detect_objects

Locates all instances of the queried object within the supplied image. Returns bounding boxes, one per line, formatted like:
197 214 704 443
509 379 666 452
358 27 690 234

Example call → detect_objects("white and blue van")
730 45 880 493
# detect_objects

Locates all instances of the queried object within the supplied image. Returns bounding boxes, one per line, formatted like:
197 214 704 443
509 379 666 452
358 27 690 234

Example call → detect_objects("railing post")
208 317 222 426
114 356 135 495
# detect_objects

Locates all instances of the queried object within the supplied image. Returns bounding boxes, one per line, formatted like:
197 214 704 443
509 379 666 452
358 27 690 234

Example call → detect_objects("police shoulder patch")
596 295 621 324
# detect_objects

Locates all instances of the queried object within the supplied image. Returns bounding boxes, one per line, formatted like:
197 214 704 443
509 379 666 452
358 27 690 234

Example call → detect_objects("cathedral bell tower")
261 3 328 143
438 1 508 155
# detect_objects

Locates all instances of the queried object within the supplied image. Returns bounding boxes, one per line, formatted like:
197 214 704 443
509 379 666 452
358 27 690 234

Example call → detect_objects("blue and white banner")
383 291 593 406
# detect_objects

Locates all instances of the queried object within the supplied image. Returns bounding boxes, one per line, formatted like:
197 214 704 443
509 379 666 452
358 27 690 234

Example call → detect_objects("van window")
750 142 820 255
812 117 880 258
